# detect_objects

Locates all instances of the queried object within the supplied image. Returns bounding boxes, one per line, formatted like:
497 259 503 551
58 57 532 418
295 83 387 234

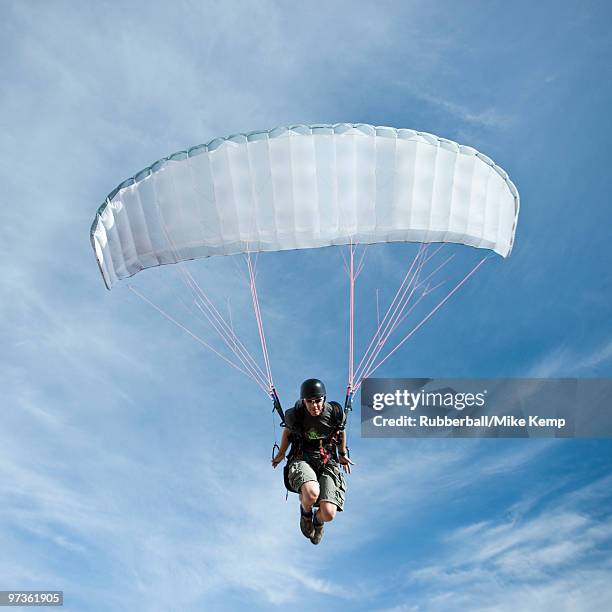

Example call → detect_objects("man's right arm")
271 428 290 468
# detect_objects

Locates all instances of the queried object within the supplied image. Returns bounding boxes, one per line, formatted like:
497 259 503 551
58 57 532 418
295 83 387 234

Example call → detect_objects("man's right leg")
287 461 320 539
299 481 320 538
299 481 320 513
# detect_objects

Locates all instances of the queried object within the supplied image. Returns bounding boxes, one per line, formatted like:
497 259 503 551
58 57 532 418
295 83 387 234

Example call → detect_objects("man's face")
303 396 325 417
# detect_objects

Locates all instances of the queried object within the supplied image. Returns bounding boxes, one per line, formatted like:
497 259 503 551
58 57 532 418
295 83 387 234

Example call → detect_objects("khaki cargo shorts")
287 459 346 511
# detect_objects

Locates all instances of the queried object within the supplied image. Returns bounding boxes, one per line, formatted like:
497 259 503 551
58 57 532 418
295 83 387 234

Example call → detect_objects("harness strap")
286 400 345 464
319 439 329 464
271 387 285 426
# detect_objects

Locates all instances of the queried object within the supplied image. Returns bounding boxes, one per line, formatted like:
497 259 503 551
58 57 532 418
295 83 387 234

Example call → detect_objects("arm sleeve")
328 401 344 427
284 407 298 433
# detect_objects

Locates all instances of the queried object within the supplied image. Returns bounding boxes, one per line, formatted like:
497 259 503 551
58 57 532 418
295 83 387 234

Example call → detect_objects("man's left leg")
310 465 346 545
316 501 337 522
287 460 320 540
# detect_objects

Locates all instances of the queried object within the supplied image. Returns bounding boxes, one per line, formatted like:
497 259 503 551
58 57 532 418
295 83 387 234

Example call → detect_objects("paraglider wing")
91 123 519 289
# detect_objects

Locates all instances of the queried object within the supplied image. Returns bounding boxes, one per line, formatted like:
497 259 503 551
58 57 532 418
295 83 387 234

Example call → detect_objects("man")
272 378 354 545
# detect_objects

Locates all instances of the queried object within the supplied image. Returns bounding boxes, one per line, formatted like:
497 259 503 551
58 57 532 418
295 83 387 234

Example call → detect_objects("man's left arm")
337 430 354 474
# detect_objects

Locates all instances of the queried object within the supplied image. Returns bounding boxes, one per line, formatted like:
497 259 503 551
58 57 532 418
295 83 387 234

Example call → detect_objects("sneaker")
310 512 324 545
300 509 314 539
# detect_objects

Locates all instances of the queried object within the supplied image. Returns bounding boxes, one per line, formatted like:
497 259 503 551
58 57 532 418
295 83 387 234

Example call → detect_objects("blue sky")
1 1 611 611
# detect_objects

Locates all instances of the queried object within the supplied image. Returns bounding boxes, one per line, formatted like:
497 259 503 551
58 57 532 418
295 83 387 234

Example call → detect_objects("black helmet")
300 378 326 399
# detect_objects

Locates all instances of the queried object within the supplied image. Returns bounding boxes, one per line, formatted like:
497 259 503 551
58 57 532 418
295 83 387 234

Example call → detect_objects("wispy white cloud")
2 1 611 610
335 438 553 551
400 473 612 611
407 89 513 130
0 394 362 608
528 336 612 377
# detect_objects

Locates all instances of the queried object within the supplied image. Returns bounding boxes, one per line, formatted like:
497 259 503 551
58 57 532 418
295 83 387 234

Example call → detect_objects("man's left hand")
339 455 354 474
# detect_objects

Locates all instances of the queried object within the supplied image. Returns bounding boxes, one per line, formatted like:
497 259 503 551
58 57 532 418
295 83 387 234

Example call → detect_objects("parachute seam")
91 125 518 241
91 124 520 286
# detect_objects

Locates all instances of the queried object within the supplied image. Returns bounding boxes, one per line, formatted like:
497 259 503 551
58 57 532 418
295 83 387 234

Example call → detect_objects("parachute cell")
91 124 519 289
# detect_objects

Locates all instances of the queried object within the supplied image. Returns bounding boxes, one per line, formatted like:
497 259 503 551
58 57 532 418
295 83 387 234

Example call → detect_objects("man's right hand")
271 452 286 468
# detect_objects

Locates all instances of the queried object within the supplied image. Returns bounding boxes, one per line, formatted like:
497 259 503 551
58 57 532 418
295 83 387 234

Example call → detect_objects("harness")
283 400 345 492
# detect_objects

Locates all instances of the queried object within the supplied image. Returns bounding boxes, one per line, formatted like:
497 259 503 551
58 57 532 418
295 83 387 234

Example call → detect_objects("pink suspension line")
348 240 355 389
128 286 270 395
175 263 271 391
353 243 426 380
354 255 489 391
190 297 270 391
242 197 276 395
246 251 275 391
227 297 234 334
154 207 271 392
393 253 455 329
375 288 381 341
344 240 370 405
353 244 451 383
354 245 369 279
353 244 428 384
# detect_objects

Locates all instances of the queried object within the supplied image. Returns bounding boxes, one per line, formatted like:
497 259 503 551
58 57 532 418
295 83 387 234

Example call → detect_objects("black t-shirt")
285 401 339 439
284 401 343 464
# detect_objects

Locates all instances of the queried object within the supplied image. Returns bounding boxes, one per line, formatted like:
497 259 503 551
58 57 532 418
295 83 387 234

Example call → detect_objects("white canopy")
91 123 519 289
